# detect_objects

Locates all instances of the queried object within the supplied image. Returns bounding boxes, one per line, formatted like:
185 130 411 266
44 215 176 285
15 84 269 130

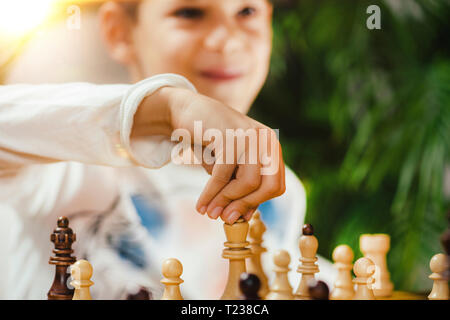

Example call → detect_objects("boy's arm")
0 73 286 224
0 74 195 172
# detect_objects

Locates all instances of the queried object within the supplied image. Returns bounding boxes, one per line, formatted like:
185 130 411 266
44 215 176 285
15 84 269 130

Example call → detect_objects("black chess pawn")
239 273 261 300
127 287 153 300
47 216 77 300
308 280 329 300
303 224 314 236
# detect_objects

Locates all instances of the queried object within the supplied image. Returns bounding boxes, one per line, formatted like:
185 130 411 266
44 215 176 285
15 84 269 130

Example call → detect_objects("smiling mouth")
199 69 244 81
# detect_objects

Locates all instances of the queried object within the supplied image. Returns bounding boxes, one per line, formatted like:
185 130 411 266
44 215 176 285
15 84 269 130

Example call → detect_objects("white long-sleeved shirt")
0 74 335 300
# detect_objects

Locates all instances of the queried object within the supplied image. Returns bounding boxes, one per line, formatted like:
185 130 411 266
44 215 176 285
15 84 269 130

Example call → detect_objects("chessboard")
46 214 448 301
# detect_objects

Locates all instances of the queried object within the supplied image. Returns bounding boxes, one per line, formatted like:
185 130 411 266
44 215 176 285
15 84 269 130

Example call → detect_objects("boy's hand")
134 86 286 225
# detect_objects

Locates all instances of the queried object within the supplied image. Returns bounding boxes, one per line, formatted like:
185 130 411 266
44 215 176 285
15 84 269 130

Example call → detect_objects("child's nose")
203 24 243 54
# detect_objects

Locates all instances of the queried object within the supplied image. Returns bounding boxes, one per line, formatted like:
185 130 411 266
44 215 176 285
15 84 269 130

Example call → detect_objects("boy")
0 0 333 299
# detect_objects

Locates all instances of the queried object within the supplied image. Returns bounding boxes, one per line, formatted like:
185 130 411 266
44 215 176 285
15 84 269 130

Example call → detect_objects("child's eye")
237 6 257 18
174 7 205 19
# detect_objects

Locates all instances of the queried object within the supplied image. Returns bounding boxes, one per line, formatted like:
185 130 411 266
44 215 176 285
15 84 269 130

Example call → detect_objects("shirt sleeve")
0 73 196 172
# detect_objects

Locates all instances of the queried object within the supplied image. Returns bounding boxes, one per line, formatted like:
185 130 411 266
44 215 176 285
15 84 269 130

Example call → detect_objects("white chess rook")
360 234 394 297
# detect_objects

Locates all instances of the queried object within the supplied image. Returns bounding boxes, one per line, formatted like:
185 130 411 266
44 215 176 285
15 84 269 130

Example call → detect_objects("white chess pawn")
266 250 294 300
428 253 449 300
161 258 184 300
330 245 355 300
353 257 376 300
70 260 94 300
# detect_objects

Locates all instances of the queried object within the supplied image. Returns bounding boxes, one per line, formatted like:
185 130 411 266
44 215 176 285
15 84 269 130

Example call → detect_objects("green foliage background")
250 0 450 292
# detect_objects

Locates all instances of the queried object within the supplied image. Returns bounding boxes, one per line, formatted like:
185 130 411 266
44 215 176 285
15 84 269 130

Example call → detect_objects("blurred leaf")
253 0 450 292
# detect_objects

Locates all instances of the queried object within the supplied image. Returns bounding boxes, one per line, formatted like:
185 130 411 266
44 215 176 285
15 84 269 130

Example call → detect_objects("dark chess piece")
47 216 77 300
239 273 261 300
303 224 314 236
308 280 330 300
127 287 153 300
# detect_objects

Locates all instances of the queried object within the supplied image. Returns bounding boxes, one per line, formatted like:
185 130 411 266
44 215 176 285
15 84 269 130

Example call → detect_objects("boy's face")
102 0 273 113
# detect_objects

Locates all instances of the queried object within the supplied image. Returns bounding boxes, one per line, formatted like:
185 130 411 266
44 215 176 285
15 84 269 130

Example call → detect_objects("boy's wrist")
131 86 188 138
165 86 197 129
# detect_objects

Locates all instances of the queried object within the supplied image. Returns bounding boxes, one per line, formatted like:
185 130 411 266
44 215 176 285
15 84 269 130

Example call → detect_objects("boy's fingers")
205 163 261 219
220 199 255 224
220 208 246 225
196 164 236 214
221 164 285 224
201 162 214 176
243 208 257 221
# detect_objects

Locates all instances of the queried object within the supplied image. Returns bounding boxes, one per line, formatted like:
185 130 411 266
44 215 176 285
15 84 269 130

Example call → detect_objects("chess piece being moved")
221 218 252 300
330 244 355 300
266 249 294 300
428 253 449 300
161 258 184 300
360 234 394 297
239 273 261 300
294 224 319 300
247 212 269 298
353 257 376 300
308 280 330 300
70 260 94 300
47 216 77 300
